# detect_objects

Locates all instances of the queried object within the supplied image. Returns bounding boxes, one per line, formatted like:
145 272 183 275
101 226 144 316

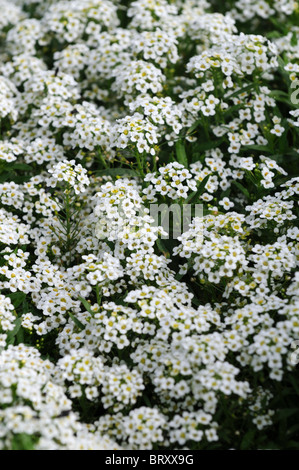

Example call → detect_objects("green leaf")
7 292 26 309
186 174 210 202
95 168 139 178
245 169 260 186
143 394 152 407
12 433 37 451
269 17 289 35
242 144 272 153
9 163 32 171
269 93 291 106
240 429 256 450
68 312 85 330
284 440 299 450
191 296 201 306
156 238 170 258
6 317 22 344
192 138 224 154
225 83 255 101
291 31 298 47
277 56 290 80
278 124 289 153
232 180 250 199
175 272 184 281
78 295 96 316
276 408 299 420
175 139 188 167
219 186 231 199
269 90 289 99
287 423 299 436
186 118 202 136
223 104 243 119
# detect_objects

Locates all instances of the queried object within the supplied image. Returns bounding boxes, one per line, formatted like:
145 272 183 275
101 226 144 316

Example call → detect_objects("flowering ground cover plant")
0 0 298 450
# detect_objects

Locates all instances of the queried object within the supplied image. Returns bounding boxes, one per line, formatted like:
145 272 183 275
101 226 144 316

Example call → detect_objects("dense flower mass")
0 0 298 451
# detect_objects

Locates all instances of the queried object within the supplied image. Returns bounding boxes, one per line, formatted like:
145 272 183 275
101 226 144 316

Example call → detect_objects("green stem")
97 146 108 169
96 284 102 306
152 153 157 173
202 116 210 139
135 150 145 178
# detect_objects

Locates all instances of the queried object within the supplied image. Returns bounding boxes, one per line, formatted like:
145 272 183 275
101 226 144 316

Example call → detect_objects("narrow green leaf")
7 292 26 309
175 139 188 167
242 144 272 153
276 408 299 420
269 17 289 35
10 163 32 171
192 138 224 154
269 90 289 99
156 238 170 258
277 56 290 80
291 31 298 47
12 433 36 450
219 187 231 199
240 429 256 450
68 312 85 330
191 296 201 306
287 423 299 436
95 168 139 178
78 295 96 316
186 174 210 202
232 180 250 199
6 317 22 344
225 83 255 101
186 118 202 135
223 104 243 119
143 394 152 407
285 440 299 450
245 170 259 186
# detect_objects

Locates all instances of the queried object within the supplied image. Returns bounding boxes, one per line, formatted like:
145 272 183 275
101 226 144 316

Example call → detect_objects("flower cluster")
174 212 249 284
143 162 197 201
47 160 90 194
0 344 120 450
